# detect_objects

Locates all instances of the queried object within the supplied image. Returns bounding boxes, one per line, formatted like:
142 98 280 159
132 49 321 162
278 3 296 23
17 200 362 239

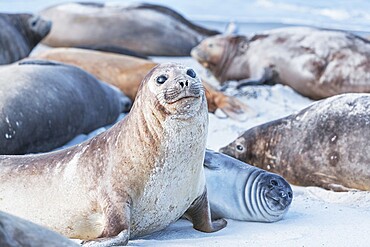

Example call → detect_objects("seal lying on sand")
204 150 292 222
0 13 51 64
40 2 220 56
0 59 130 155
36 47 249 121
191 27 370 99
0 211 79 247
0 63 226 246
220 93 370 191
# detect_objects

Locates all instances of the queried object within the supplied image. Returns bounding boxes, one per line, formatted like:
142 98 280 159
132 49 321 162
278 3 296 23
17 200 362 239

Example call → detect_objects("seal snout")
264 176 293 211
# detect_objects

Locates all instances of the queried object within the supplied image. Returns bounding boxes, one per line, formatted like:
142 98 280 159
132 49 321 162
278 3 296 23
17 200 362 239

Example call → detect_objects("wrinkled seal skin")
36 47 249 120
0 211 79 247
204 150 292 222
0 13 51 65
0 60 131 155
40 2 220 56
220 94 370 192
191 27 370 99
0 63 226 246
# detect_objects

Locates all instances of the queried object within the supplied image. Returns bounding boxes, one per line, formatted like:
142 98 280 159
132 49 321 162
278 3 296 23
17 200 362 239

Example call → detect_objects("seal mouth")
168 95 200 104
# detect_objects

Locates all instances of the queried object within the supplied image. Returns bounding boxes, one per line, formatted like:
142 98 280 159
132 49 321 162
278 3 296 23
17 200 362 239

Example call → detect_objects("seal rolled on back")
0 13 51 64
40 2 220 56
220 93 370 191
0 63 226 246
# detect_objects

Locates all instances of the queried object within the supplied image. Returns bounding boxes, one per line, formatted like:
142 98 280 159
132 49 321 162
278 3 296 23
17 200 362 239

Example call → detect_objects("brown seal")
0 63 226 246
36 47 249 121
40 2 220 56
0 13 51 64
220 93 370 192
191 27 370 100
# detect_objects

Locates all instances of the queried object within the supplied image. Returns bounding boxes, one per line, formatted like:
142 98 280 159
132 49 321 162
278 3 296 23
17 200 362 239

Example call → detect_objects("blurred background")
1 0 370 35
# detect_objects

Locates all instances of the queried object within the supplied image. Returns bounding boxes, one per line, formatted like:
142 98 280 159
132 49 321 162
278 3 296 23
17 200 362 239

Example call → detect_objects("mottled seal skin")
0 211 79 247
0 63 226 246
0 13 51 65
191 27 370 99
220 93 370 192
40 2 220 56
36 47 249 121
204 150 292 222
0 59 131 155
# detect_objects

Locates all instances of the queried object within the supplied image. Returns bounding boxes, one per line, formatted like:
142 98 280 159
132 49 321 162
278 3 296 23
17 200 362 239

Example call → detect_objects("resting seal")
36 47 249 121
0 63 226 246
0 59 130 154
204 150 292 222
191 27 370 99
40 2 220 56
220 93 370 191
0 13 51 64
0 211 79 247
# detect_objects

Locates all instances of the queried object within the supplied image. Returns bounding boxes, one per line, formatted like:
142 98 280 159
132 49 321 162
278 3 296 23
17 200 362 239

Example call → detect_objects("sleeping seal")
40 2 220 56
35 47 249 121
0 63 226 246
0 13 51 64
191 27 370 99
0 59 131 155
204 150 292 222
220 93 370 191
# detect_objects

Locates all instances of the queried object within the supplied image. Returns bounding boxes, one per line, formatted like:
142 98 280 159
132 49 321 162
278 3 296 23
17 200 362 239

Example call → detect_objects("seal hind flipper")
184 188 227 233
18 59 63 66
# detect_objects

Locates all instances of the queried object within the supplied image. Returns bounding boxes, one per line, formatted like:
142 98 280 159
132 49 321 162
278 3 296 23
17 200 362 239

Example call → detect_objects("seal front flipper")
184 188 227 233
235 67 276 89
82 199 132 247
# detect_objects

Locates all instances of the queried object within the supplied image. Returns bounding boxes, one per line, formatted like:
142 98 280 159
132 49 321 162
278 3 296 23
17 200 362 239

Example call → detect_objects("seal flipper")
184 188 227 233
236 67 277 89
82 199 131 247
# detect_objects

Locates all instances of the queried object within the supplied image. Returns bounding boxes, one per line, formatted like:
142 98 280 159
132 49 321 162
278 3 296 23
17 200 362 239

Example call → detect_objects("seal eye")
186 69 196 78
156 75 167 84
208 43 214 48
236 144 244 152
270 179 278 186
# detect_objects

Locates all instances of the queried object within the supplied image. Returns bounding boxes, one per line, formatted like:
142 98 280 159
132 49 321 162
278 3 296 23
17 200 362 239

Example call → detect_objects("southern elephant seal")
191 27 370 99
0 211 79 247
36 47 249 121
0 59 131 154
0 13 51 64
0 63 226 246
204 150 292 222
220 93 370 191
40 2 220 56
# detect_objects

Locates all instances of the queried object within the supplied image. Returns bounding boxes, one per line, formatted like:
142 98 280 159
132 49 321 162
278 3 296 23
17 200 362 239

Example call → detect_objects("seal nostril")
279 191 286 198
270 179 278 186
179 81 184 88
185 80 188 87
288 192 292 198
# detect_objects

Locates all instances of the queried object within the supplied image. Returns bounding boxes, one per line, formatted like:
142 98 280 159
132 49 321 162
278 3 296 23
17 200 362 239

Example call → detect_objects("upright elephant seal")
0 13 51 64
204 150 292 222
220 93 370 191
0 63 226 246
191 27 370 99
0 59 131 155
0 211 79 247
40 2 220 56
36 47 250 121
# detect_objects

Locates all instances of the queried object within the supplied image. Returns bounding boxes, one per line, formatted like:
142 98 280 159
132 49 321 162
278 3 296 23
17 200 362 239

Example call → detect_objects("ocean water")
1 0 370 35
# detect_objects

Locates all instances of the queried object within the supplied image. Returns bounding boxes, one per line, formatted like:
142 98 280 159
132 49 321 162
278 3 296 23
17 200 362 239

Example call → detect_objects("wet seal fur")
40 2 220 56
220 93 370 191
0 59 131 154
0 63 226 246
0 211 79 247
191 27 370 99
204 150 292 222
0 13 51 65
36 47 249 121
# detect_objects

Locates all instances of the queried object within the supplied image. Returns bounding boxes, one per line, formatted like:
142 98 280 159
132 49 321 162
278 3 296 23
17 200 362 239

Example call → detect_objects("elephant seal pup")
36 47 250 121
0 13 51 65
0 63 226 246
0 59 130 155
220 93 370 191
0 211 79 247
40 2 220 56
191 27 370 99
204 150 292 222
